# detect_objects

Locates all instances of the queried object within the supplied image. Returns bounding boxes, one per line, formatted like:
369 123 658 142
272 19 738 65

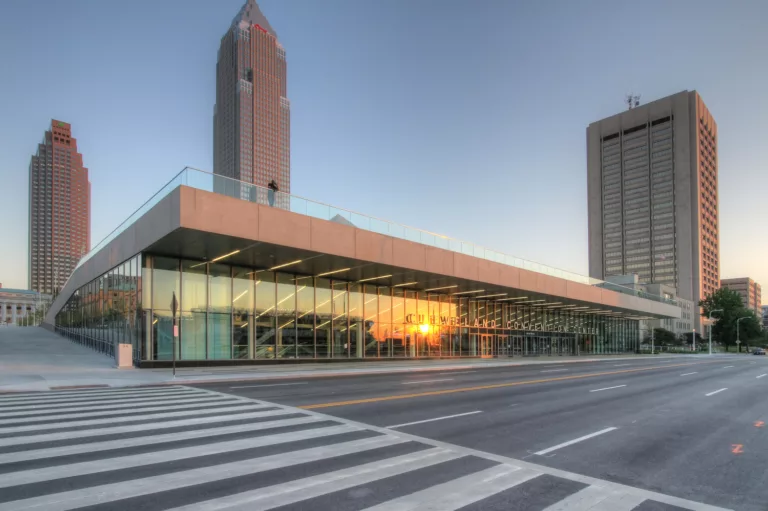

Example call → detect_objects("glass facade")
55 254 641 364
54 254 142 361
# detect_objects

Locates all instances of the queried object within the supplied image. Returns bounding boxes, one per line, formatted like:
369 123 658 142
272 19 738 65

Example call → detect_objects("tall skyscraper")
587 90 719 332
28 120 91 295
214 0 290 203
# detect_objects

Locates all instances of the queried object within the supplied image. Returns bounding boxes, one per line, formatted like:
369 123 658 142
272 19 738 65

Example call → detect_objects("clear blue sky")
1 0 766 294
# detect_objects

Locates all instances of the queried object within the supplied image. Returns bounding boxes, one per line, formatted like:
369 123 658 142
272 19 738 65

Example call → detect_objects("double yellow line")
299 361 711 409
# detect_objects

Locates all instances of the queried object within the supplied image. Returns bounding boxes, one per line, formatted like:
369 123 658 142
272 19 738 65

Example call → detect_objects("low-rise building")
44 167 681 366
0 286 52 325
605 275 694 340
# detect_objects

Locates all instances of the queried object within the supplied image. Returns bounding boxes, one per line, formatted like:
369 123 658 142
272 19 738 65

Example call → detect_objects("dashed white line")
229 382 308 389
386 411 482 429
723 366 734 369
401 379 454 385
705 388 728 397
757 374 767 379
589 385 626 393
540 369 569 373
534 427 618 455
439 371 476 375
680 372 698 376
613 364 631 367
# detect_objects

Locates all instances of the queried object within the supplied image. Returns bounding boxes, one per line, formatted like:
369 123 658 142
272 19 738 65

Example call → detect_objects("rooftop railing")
74 167 677 306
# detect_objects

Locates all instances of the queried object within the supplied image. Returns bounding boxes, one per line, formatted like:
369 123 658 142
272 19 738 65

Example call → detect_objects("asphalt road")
197 354 768 510
1 355 765 511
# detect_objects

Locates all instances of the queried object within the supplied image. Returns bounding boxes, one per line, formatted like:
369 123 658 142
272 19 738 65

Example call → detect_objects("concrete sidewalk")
0 326 707 392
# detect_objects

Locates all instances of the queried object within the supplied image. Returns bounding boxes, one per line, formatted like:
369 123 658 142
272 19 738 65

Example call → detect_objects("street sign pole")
171 292 178 378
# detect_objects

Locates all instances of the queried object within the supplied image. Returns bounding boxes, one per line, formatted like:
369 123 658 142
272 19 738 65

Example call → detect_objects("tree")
681 331 704 349
644 327 676 348
700 288 763 352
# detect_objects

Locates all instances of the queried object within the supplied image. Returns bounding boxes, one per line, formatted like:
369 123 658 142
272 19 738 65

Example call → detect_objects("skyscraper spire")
232 0 276 37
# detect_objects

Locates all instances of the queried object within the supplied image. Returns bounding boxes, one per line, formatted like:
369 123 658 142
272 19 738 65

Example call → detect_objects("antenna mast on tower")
626 93 642 110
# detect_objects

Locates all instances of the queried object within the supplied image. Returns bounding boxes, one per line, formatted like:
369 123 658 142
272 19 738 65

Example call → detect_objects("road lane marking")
723 366 734 368
680 372 698 376
540 369 569 373
590 385 626 393
757 374 767 379
299 361 719 409
706 388 728 396
613 364 631 367
230 382 308 389
439 371 476 375
401 379 454 385
385 411 482 429
534 427 618 455
732 444 743 454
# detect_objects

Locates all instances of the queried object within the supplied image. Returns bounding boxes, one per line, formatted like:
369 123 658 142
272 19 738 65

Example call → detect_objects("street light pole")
736 316 748 353
651 327 654 355
708 309 723 355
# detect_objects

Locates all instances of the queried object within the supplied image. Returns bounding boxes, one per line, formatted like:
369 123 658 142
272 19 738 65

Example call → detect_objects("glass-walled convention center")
55 254 641 365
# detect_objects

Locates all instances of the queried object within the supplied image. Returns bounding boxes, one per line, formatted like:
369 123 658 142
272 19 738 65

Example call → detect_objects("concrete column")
1 302 6 324
11 303 17 325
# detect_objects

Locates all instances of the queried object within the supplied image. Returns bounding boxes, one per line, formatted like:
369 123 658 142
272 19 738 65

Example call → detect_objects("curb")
0 355 692 393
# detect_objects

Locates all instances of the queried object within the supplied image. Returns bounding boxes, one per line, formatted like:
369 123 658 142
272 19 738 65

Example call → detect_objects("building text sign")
403 313 598 335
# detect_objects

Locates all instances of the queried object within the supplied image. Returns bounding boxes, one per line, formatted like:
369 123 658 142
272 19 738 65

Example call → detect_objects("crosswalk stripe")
0 388 203 406
0 385 193 399
162 448 464 511
585 491 646 510
541 485 617 510
0 396 239 421
361 463 540 511
0 403 270 434
0 392 218 413
0 435 405 511
0 424 361 489
0 385 194 401
0 415 326 465
0 409 295 447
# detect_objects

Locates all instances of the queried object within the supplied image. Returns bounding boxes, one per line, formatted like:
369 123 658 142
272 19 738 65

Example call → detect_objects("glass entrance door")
497 335 510 357
554 336 574 356
480 334 494 358
512 335 523 356
537 336 551 356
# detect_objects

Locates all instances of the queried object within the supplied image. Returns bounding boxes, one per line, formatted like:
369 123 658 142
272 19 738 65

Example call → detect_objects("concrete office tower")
587 91 719 332
28 120 91 295
213 0 290 204
720 277 761 318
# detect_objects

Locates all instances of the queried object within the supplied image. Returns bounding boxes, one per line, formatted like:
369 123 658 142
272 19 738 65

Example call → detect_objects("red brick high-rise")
28 120 91 295
214 0 290 202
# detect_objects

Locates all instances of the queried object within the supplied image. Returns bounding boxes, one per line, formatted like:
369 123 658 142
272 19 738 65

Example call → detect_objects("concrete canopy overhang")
46 185 681 325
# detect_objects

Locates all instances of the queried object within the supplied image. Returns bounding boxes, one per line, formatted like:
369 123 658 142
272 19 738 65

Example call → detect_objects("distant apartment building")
28 120 91 295
587 90 719 333
720 277 762 318
213 0 290 204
